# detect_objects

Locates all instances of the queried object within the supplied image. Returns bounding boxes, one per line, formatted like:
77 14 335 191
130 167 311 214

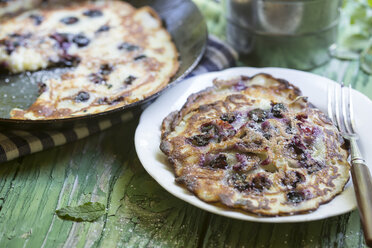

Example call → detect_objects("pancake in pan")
0 1 179 119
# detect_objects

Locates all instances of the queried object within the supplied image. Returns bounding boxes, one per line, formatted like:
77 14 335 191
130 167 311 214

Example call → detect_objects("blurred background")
193 0 372 73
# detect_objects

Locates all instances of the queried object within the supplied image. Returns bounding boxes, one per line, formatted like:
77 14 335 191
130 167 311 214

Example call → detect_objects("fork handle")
351 162 372 246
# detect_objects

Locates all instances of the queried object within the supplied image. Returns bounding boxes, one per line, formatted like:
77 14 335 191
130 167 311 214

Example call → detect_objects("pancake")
160 73 350 216
0 1 179 119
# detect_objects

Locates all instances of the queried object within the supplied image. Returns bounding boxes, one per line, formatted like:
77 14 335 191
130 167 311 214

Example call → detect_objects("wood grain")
0 120 208 247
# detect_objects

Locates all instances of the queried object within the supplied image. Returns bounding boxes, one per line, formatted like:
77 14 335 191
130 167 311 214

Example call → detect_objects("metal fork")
328 82 372 246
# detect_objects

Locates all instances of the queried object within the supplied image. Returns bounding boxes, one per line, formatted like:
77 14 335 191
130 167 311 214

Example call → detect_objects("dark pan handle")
351 162 372 247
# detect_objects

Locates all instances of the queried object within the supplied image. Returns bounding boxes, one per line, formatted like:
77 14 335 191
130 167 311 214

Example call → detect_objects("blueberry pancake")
160 74 350 216
0 1 179 119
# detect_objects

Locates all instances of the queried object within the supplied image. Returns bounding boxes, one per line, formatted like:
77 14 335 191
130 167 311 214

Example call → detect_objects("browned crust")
160 73 350 216
136 6 180 98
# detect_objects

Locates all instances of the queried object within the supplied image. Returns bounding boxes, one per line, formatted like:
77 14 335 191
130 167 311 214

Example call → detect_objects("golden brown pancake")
160 74 350 216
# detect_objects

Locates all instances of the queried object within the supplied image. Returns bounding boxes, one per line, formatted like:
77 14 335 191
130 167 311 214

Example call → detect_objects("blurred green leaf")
329 46 360 60
55 202 106 222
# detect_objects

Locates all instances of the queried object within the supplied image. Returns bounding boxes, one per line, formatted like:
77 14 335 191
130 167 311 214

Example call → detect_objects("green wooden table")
1 1 372 248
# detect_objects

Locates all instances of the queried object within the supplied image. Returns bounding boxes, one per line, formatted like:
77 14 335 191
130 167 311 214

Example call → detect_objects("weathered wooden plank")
0 120 209 247
97 152 208 248
199 211 367 248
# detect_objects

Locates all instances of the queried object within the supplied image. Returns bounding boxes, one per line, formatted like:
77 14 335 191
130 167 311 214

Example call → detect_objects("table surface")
1 1 372 248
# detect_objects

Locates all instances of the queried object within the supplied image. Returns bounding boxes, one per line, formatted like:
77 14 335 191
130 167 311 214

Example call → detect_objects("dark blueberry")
234 153 258 171
271 103 287 118
50 33 72 52
281 171 305 189
112 96 125 104
99 64 114 75
290 143 305 157
263 133 271 140
209 154 228 169
188 134 210 147
57 54 81 67
251 174 272 192
233 154 245 171
285 126 293 134
37 82 47 94
260 157 271 165
8 33 22 38
98 96 125 105
88 73 105 84
134 55 147 61
247 122 261 132
239 131 247 139
285 121 293 134
261 121 270 131
200 123 217 134
229 173 249 191
296 113 308 122
9 33 31 39
75 91 90 102
292 136 307 151
0 40 19 55
248 108 267 122
72 34 90 47
83 9 103 17
297 123 311 135
287 191 305 204
1 33 31 55
124 75 137 85
50 33 70 45
301 159 325 174
218 128 236 141
96 25 110 33
29 14 44 25
60 16 79 25
97 97 109 104
118 42 139 51
220 113 235 123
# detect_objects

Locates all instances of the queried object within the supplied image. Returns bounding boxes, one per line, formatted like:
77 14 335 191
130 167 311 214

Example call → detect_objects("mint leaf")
55 202 106 222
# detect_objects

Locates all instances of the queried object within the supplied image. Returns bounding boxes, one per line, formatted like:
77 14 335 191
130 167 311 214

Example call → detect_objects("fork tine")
348 85 357 133
334 84 345 132
327 84 336 124
341 85 353 134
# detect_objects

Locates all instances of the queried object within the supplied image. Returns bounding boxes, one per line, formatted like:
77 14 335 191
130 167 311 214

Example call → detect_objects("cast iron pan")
0 0 207 130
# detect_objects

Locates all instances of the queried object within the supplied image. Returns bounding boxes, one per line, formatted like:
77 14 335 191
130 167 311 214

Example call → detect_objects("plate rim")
135 66 372 223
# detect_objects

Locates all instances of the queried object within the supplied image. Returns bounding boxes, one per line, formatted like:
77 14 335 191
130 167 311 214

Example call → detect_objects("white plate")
135 67 372 223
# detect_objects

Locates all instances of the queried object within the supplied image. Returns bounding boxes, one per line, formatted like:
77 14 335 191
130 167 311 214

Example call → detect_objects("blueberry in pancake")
160 74 350 216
